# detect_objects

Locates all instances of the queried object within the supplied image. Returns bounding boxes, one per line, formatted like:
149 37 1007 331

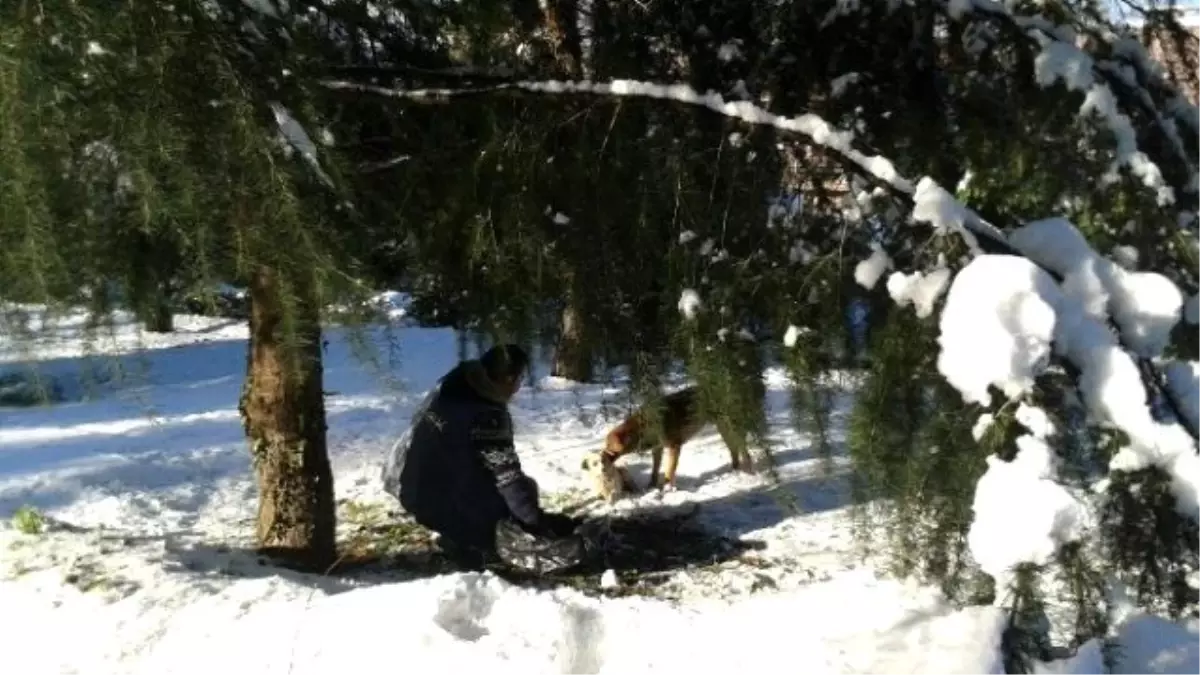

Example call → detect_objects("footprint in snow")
432 574 498 642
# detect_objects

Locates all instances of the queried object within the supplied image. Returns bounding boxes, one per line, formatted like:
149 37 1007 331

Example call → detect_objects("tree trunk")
552 287 593 382
143 290 174 333
456 328 470 363
238 266 335 571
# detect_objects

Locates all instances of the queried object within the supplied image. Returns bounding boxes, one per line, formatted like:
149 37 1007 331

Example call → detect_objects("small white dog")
580 452 638 503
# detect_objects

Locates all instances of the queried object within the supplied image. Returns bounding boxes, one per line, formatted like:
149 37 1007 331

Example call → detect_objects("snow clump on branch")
940 216 1200 588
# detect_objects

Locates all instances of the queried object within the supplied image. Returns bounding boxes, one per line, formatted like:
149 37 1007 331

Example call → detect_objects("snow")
241 0 282 19
911 177 991 254
1037 613 1200 674
678 288 703 319
269 101 334 187
937 233 1197 564
0 566 1012 675
599 568 619 589
973 413 996 441
886 267 951 319
943 0 1198 201
0 304 1052 675
716 41 742 63
940 247 1197 516
325 78 913 193
938 231 1197 518
1010 218 1182 359
936 255 1061 406
1016 402 1057 439
1003 220 1196 515
966 434 1091 594
370 290 412 321
1185 294 1199 325
783 324 809 348
1112 244 1138 270
853 245 891 290
1164 361 1200 435
830 72 861 97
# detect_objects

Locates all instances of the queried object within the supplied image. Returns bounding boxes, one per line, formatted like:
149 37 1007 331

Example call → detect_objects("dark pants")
436 519 587 576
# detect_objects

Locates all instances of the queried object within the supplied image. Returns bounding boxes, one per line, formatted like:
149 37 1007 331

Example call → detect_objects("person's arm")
470 407 542 527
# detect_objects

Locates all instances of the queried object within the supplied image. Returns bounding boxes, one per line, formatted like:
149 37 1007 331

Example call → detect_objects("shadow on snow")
153 502 767 599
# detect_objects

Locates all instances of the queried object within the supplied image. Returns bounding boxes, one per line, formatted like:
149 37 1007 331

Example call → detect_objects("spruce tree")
0 0 413 569
335 0 1199 666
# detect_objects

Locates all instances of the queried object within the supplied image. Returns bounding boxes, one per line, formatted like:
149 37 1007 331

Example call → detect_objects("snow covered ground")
0 309 1194 675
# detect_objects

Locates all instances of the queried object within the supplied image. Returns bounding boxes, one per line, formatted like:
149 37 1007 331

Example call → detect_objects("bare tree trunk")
552 284 593 382
238 266 335 571
538 1 595 383
456 328 470 363
143 288 174 333
128 228 180 333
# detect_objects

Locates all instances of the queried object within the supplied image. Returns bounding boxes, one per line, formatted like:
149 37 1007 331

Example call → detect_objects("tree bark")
238 265 335 571
456 328 470 363
552 284 593 382
142 289 174 333
128 228 180 333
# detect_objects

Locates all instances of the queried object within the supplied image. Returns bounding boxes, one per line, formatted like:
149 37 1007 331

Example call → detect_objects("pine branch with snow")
326 2 1200 662
322 2 1200 664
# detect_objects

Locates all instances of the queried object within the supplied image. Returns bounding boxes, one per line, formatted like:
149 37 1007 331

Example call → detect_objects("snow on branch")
269 101 334 188
325 63 524 84
323 78 914 193
240 0 284 20
325 40 1199 590
947 256 1195 599
944 0 1199 206
326 70 1200 470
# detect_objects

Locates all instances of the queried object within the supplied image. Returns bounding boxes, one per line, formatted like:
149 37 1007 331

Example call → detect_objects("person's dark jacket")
394 359 548 551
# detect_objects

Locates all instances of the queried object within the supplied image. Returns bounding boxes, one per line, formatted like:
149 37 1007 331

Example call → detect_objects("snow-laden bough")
938 249 1196 605
329 22 1197 636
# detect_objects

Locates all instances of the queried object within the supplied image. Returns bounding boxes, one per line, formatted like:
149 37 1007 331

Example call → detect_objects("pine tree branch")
324 63 526 84
359 155 411 173
324 75 1199 442
947 0 1199 203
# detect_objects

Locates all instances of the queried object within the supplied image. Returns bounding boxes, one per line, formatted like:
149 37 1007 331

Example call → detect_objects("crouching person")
382 344 587 575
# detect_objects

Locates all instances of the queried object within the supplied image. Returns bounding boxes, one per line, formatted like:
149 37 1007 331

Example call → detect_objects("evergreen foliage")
325 1 1196 669
1 0 1196 665
0 0 385 565
0 0 369 329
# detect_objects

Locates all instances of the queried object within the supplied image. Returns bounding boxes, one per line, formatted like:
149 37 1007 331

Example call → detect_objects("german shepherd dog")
586 386 755 494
